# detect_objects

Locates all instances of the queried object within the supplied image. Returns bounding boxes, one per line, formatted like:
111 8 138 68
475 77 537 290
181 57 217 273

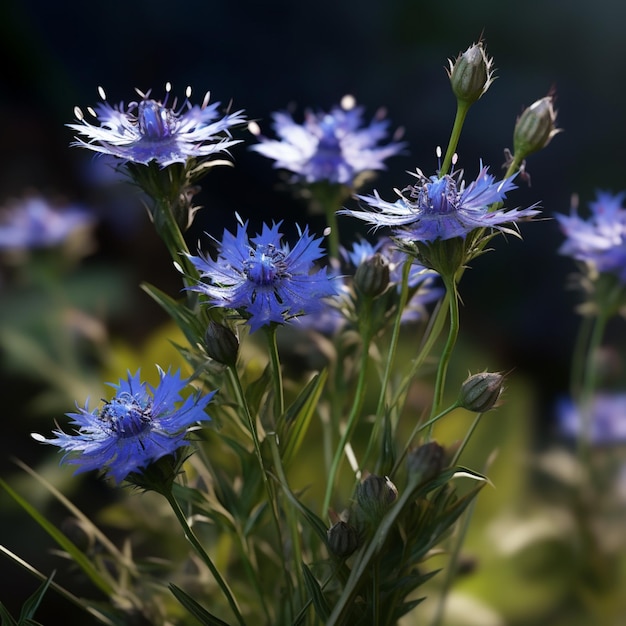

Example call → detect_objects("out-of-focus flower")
556 393 626 444
33 368 214 483
68 84 245 167
0 196 93 251
342 165 539 243
187 220 338 333
556 191 626 282
249 96 404 186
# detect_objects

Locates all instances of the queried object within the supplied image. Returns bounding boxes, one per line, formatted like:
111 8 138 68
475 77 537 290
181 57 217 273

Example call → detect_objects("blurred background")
1 0 625 623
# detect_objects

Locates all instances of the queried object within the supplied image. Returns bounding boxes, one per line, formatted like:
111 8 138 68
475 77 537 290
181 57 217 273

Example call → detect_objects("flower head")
556 393 626 444
187 220 338 332
556 191 626 281
249 96 404 186
342 165 540 243
0 196 93 251
68 84 246 167
33 368 214 483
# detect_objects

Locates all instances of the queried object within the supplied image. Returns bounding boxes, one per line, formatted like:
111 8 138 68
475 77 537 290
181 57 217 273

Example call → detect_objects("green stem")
163 490 245 626
439 101 471 178
265 325 285 418
450 411 483 467
570 313 594 400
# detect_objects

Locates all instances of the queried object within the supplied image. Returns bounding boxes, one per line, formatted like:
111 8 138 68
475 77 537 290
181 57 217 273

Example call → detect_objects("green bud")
407 441 446 484
447 42 495 104
356 474 398 521
459 371 504 412
327 520 359 558
513 95 560 160
354 252 390 297
204 321 239 367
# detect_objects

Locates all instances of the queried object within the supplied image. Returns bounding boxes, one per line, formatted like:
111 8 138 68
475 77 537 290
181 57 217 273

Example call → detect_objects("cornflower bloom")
0 196 92 250
556 191 626 282
68 84 245 167
33 368 214 483
342 165 539 243
249 96 404 186
556 393 626 444
187 220 337 333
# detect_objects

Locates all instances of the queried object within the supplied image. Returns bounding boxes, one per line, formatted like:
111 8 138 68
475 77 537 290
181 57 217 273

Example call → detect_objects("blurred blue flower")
556 191 626 281
33 368 214 483
249 96 404 186
68 84 246 167
187 220 338 332
342 165 539 242
556 393 626 444
0 196 93 250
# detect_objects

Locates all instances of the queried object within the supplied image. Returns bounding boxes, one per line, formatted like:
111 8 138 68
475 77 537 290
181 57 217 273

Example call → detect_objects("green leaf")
19 572 55 623
169 583 231 626
301 562 330 623
0 603 19 626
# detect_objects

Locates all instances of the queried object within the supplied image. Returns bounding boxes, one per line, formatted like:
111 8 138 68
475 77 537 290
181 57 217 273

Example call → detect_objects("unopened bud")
204 321 239 367
513 95 560 160
356 474 398 521
354 253 390 298
327 520 359 558
459 371 504 412
407 441 446 484
447 42 495 104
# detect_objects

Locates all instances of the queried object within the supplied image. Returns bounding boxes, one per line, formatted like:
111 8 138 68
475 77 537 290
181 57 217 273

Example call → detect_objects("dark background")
1 0 625 621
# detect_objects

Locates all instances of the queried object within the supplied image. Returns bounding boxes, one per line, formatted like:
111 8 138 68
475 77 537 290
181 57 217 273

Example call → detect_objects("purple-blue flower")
556 393 626 444
249 97 404 186
33 368 214 483
556 191 626 281
68 84 246 167
342 165 540 242
187 220 338 333
0 196 93 250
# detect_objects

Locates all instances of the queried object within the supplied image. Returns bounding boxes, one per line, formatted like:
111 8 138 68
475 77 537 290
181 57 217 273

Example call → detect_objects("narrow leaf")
301 563 330 623
169 583 231 626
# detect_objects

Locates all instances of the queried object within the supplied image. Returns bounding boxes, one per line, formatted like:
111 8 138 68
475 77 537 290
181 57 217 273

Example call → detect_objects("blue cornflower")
187 220 338 332
33 368 214 483
0 196 93 250
556 191 626 281
249 96 404 186
342 165 540 242
556 393 626 444
68 84 246 167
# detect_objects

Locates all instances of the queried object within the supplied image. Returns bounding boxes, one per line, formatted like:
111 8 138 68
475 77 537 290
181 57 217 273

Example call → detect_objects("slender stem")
162 490 245 626
372 557 381 626
324 199 341 260
439 101 471 177
450 411 483 467
265 325 285 418
570 313 594 400
429 275 460 430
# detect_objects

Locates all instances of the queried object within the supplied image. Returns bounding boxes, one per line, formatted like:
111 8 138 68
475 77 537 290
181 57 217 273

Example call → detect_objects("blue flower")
556 191 626 281
556 393 626 444
68 84 246 167
342 165 540 242
33 368 214 483
250 97 404 186
0 196 93 250
187 220 338 332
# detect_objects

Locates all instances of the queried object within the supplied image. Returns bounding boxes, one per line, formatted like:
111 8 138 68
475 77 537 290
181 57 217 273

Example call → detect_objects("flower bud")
356 474 398 521
459 371 504 412
327 520 359 558
447 42 495 104
204 320 239 367
407 441 446 484
513 95 560 160
354 252 390 298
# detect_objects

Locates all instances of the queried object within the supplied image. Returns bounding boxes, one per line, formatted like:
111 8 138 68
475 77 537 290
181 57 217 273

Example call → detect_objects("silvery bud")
459 371 504 413
447 42 495 104
513 95 560 160
354 252 390 298
407 441 446 484
204 320 239 367
327 520 359 558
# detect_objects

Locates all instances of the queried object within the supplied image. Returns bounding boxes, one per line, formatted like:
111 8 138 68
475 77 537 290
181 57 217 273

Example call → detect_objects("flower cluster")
68 84 246 167
557 191 626 282
342 164 540 243
33 368 214 483
249 97 404 186
187 220 338 332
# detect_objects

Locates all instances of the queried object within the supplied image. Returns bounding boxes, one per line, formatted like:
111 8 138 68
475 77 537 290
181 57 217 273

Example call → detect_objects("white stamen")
135 88 148 99
97 86 106 100
201 90 211 109
340 94 356 110
436 146 442 158
452 153 458 165
87 106 97 117
165 81 172 93
248 120 261 136
74 106 84 121
185 85 192 98
323 226 332 237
